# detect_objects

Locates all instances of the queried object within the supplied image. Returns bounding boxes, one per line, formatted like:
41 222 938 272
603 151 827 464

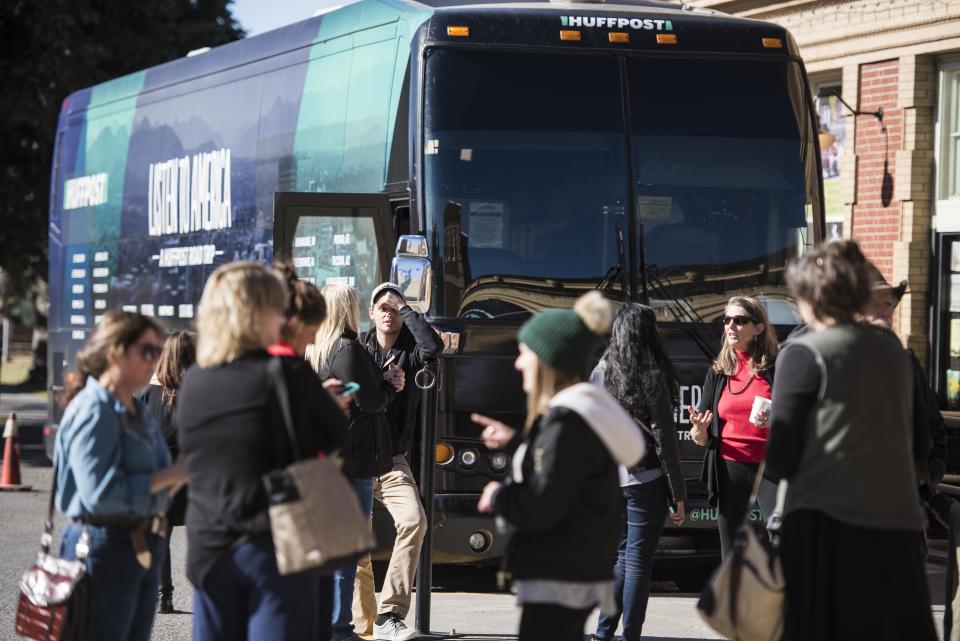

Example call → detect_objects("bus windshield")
423 48 818 322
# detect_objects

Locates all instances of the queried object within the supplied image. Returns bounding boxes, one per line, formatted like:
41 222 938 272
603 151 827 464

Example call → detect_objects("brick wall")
851 59 901 284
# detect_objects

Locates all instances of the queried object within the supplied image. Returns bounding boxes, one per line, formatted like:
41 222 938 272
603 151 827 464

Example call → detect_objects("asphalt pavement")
0 395 948 640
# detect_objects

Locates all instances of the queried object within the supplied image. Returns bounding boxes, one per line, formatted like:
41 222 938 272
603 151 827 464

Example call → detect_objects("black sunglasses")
133 342 164 362
722 315 756 327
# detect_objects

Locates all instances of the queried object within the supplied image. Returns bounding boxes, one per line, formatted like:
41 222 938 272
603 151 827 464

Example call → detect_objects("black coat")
176 350 347 586
493 406 621 583
317 331 395 478
360 306 443 458
136 383 186 526
696 365 775 508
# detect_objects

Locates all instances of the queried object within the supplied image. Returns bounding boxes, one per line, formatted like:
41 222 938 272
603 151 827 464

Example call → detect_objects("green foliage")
0 0 245 307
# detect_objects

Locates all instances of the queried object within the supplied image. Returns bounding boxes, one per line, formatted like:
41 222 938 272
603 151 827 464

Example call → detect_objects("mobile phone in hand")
338 381 361 398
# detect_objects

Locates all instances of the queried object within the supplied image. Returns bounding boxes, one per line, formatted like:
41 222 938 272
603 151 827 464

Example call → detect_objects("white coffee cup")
750 396 772 427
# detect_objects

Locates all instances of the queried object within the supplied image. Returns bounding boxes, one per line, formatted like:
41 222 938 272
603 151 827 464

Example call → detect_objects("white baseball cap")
370 282 405 306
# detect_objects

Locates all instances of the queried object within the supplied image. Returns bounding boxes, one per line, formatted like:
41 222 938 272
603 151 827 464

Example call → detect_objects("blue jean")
59 520 166 641
594 477 669 641
193 535 324 641
332 477 375 640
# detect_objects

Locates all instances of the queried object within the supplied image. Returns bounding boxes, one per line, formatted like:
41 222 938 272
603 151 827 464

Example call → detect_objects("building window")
816 84 846 237
942 68 960 201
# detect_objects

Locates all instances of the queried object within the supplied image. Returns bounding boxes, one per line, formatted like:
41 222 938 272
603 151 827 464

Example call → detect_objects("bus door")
273 192 394 315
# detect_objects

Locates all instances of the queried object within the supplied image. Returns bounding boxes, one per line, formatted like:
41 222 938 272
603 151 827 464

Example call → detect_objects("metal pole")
415 360 438 634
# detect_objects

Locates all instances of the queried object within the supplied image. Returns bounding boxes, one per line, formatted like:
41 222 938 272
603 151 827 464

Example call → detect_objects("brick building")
690 0 960 404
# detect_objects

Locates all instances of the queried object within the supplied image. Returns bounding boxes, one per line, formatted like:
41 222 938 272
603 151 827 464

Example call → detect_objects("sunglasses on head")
722 315 755 327
133 342 164 362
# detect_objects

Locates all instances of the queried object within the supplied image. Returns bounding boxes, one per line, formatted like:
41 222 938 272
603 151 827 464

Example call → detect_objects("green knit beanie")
517 292 613 378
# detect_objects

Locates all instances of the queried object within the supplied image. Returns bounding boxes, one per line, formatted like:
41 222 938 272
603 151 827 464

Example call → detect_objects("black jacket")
317 331 395 478
593 361 686 504
493 407 622 582
360 306 443 458
136 383 186 526
696 365 775 508
909 349 948 486
176 351 347 586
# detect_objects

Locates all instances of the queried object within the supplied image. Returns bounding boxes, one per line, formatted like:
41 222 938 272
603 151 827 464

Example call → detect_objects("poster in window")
951 241 960 272
951 274 960 313
948 370 960 410
468 202 505 249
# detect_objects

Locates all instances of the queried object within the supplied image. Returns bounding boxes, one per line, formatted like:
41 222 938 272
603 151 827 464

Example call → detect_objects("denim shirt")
54 377 171 518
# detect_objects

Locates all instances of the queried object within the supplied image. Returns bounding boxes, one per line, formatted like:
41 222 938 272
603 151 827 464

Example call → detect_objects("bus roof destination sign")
560 16 674 31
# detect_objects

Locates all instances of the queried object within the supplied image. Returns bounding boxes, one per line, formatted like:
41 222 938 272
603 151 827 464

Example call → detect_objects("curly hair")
601 303 677 422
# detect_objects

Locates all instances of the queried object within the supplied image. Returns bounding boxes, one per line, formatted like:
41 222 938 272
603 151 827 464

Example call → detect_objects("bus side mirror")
391 235 432 314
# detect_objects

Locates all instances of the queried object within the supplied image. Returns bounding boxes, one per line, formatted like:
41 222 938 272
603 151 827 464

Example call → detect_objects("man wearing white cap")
352 282 443 641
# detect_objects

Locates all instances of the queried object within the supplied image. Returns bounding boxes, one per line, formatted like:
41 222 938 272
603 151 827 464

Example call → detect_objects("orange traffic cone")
1 412 32 491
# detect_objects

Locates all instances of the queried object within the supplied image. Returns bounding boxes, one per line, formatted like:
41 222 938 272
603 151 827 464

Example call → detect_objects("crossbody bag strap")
267 357 302 461
41 462 58 554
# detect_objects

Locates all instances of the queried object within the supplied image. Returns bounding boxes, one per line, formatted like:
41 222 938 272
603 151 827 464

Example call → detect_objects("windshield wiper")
596 222 625 297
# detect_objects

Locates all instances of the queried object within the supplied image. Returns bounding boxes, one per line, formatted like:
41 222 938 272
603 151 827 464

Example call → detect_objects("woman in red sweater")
688 296 779 558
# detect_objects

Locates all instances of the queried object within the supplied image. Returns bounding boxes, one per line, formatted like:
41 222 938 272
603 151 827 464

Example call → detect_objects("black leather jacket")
317 331 395 478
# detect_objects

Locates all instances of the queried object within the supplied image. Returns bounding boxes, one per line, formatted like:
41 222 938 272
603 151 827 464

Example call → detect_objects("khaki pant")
352 455 427 633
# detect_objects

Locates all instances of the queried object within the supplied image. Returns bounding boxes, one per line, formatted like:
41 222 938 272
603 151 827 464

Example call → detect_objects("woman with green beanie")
472 292 646 641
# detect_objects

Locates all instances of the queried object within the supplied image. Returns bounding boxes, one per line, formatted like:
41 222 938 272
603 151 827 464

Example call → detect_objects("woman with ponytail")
471 292 646 641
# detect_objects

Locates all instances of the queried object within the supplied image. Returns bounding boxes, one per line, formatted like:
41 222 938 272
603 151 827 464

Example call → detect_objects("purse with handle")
16 466 89 641
263 357 376 575
697 460 787 641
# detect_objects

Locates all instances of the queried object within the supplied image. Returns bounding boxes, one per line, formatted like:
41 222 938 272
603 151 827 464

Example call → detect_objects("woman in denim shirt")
55 310 187 641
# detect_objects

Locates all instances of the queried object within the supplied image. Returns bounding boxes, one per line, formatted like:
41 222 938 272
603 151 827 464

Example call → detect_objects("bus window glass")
290 213 382 329
423 49 628 318
628 58 812 325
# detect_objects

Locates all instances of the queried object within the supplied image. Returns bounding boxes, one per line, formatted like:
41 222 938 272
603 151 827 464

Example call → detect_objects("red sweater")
718 350 771 464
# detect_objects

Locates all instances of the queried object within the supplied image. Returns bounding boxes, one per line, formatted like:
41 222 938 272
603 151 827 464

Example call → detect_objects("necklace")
727 362 756 395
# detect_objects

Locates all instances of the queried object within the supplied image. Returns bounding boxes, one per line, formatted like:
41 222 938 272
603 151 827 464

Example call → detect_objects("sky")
232 0 343 36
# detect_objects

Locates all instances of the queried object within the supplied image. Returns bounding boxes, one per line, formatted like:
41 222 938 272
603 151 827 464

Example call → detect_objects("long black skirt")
780 509 937 641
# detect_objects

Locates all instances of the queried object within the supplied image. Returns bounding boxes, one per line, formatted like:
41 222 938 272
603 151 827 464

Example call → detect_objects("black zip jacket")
493 406 621 583
696 365 775 508
360 306 443 458
317 331 395 478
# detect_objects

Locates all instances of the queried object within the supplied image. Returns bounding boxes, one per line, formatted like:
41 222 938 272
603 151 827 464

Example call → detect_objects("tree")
0 0 245 313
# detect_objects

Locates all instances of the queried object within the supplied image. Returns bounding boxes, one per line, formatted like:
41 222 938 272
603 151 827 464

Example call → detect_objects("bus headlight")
435 442 455 465
468 530 492 553
489 452 509 472
460 448 478 467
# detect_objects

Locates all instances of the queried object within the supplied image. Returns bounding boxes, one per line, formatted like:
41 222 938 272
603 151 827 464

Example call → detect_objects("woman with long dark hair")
137 330 197 614
591 304 686 641
688 296 779 558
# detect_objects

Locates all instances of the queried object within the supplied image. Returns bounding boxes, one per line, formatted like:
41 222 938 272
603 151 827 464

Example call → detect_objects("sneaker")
373 615 418 641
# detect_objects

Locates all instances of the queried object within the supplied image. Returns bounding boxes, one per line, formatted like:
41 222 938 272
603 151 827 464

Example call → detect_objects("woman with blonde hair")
309 282 398 641
175 262 347 641
471 292 646 641
688 296 779 557
55 310 186 641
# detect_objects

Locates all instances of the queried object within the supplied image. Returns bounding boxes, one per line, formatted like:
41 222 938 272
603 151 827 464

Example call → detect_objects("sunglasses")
722 315 756 327
133 342 164 362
